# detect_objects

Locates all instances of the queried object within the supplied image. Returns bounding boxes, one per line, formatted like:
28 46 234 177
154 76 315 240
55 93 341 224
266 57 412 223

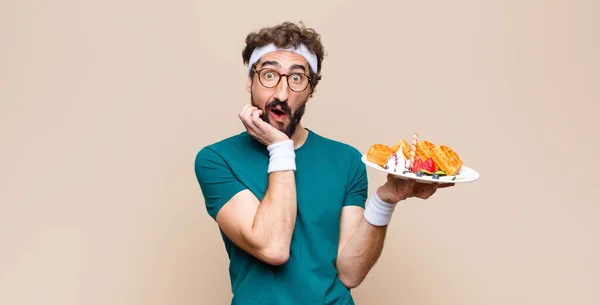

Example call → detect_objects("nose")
273 75 289 102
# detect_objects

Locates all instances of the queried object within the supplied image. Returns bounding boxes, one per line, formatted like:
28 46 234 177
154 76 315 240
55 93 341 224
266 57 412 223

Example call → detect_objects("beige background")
1 0 599 304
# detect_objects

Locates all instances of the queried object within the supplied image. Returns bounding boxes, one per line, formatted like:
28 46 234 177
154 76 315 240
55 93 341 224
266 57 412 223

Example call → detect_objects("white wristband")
363 193 398 226
266 140 296 173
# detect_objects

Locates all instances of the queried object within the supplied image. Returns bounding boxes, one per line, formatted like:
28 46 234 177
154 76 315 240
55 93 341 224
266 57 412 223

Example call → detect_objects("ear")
246 77 252 93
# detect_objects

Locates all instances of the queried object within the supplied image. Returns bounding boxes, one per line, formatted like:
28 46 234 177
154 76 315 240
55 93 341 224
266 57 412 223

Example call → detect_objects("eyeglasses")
252 68 312 92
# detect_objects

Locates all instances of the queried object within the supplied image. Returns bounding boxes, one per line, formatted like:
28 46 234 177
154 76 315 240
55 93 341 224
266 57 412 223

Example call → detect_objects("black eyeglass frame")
252 68 313 92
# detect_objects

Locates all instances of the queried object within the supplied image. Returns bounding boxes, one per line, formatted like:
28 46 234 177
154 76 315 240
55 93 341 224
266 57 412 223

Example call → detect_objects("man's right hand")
239 104 289 146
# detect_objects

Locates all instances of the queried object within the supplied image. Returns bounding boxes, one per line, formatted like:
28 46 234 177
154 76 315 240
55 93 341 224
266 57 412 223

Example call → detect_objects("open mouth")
269 108 287 120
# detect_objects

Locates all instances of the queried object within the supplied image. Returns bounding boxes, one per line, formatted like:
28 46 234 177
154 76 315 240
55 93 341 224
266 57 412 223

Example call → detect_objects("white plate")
361 155 480 184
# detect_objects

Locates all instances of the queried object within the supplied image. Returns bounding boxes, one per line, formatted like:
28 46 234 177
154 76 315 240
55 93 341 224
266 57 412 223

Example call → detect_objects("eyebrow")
260 60 280 68
260 61 307 73
290 64 307 73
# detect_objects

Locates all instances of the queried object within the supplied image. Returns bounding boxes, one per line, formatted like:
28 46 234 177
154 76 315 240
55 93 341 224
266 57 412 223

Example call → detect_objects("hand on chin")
238 104 290 146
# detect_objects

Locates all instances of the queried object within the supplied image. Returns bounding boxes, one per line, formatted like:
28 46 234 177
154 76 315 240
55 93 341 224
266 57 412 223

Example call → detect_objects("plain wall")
1 0 598 304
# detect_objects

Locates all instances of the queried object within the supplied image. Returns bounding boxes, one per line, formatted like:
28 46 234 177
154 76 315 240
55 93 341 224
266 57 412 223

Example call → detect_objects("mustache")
266 99 291 116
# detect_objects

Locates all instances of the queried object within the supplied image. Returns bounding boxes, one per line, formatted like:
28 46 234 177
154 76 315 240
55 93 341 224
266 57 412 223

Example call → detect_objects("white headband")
248 43 318 76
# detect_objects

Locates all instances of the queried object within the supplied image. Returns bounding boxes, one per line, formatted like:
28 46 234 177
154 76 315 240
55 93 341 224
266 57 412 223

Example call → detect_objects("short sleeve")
343 146 369 208
194 146 247 221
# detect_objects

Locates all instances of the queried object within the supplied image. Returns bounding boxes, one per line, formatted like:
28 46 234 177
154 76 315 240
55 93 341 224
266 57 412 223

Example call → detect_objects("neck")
290 122 308 149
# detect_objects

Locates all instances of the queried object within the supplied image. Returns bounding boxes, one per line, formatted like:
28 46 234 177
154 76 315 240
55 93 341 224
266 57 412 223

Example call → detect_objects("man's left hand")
376 174 454 203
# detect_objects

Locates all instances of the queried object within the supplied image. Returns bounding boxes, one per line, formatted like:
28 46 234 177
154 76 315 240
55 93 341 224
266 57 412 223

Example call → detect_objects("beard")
251 95 307 139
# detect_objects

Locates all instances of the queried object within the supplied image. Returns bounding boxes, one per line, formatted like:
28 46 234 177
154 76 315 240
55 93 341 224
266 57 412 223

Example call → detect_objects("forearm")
251 171 297 258
245 139 298 263
336 219 388 288
337 192 399 288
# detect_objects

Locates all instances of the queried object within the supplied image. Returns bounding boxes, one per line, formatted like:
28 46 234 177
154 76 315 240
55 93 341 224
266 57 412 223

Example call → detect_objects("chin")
266 117 288 130
274 123 288 133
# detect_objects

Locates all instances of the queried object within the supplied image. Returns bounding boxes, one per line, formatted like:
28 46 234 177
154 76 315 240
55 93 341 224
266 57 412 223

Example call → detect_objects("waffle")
416 141 434 160
366 144 394 167
430 145 463 175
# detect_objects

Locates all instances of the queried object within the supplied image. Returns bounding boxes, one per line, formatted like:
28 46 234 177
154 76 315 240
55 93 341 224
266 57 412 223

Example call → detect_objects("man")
194 21 451 305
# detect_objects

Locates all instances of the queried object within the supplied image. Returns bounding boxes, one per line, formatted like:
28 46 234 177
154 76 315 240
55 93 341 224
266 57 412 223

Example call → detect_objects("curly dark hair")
242 21 326 94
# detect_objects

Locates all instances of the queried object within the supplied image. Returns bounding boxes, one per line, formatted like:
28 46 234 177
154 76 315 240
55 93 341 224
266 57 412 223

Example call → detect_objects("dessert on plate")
366 133 464 179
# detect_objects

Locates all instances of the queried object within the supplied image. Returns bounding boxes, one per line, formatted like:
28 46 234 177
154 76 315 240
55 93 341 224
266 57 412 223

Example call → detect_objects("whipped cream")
383 152 409 173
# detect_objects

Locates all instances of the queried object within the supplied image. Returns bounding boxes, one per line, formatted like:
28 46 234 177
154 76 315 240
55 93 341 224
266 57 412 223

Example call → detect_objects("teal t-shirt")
194 128 369 305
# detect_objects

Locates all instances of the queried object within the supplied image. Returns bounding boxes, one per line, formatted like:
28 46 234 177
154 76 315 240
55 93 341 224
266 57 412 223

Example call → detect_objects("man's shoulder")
194 131 253 165
205 131 251 149
309 129 363 158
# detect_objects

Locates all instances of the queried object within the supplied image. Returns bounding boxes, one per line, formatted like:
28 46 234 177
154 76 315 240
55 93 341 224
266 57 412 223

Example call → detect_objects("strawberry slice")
411 157 423 172
422 157 435 173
